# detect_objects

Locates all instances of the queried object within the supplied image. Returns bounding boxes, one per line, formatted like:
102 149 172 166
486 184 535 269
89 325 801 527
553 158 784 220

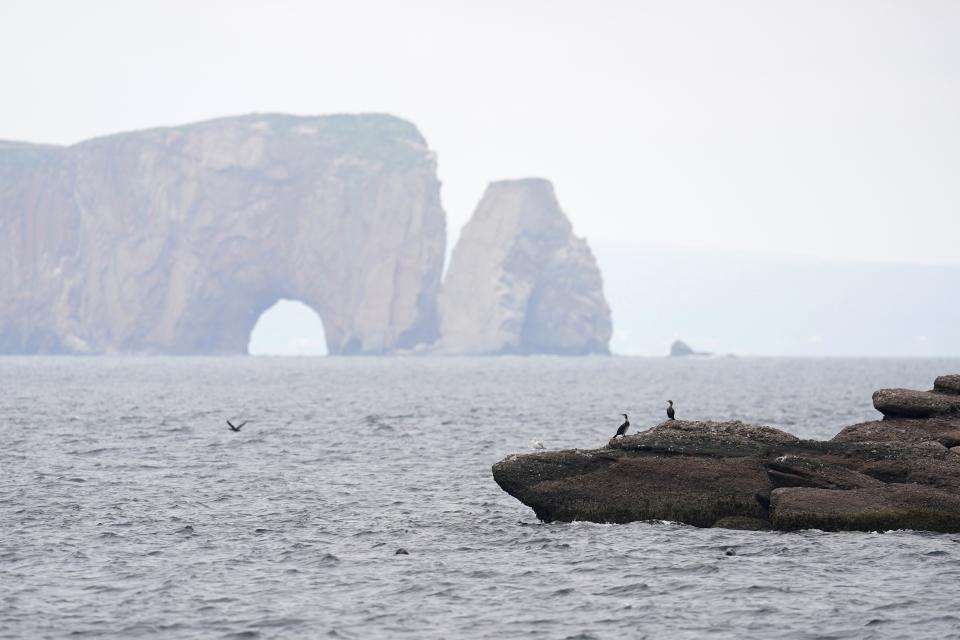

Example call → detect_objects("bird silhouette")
615 413 630 437
226 420 247 432
666 401 675 421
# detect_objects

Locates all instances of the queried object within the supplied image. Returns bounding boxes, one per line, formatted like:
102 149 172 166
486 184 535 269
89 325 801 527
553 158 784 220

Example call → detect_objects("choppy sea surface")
3 356 960 639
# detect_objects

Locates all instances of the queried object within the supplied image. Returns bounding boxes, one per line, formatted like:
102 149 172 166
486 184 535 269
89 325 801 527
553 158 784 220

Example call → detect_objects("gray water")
2 357 960 639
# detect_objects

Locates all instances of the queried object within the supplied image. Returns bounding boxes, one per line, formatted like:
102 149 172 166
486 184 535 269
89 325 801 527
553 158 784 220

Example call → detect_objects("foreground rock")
935 375 960 394
438 179 611 355
770 485 960 532
492 374 960 532
872 388 960 418
0 114 445 354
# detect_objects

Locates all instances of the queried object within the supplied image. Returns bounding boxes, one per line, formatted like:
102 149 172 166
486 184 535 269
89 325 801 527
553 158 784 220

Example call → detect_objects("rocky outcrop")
832 416 960 447
935 375 960 394
770 484 960 532
669 340 695 356
669 339 710 357
872 388 960 418
438 179 611 355
0 114 445 354
492 374 960 532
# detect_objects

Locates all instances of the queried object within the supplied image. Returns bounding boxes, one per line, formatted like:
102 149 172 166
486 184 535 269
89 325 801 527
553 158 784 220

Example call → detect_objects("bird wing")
237 421 247 430
226 420 236 429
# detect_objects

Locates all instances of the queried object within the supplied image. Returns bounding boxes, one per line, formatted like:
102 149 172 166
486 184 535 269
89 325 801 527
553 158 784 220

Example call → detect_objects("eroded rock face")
934 375 960 394
492 374 960 532
492 447 771 526
872 388 960 418
832 416 960 447
770 485 960 533
0 114 445 354
438 179 611 355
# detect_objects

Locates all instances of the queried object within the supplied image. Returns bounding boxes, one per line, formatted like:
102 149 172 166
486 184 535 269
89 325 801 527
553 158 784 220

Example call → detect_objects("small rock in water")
670 340 695 357
724 549 736 556
670 339 711 357
395 548 409 555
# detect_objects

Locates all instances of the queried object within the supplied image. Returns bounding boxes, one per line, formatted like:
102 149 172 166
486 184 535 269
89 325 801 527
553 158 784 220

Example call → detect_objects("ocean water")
2 356 960 639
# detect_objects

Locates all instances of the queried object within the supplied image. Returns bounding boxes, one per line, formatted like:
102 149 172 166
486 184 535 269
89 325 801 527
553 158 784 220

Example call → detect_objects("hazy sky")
248 300 328 355
2 0 959 266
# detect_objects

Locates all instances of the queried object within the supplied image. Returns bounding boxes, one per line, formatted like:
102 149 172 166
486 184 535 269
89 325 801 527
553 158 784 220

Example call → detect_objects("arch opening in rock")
247 299 328 356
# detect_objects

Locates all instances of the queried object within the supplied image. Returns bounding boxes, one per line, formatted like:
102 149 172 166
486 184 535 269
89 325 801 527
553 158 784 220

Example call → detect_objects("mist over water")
3 356 960 638
595 244 960 357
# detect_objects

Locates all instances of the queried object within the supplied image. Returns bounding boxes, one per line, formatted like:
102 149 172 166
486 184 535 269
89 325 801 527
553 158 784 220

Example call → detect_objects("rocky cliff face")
0 114 445 354
438 179 611 355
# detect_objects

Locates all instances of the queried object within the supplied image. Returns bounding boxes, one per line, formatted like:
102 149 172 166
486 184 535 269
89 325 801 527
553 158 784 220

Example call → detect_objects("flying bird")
615 413 630 438
226 420 247 432
666 401 675 421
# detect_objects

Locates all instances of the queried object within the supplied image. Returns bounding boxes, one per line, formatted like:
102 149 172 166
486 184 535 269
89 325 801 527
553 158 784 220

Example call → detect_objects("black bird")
615 413 630 437
666 401 675 421
226 420 247 432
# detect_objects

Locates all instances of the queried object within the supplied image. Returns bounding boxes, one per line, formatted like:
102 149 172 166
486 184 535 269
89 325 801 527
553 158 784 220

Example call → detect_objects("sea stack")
438 178 612 355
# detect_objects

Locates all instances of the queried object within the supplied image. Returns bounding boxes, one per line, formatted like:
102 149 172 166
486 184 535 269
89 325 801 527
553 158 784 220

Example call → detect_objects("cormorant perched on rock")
666 401 675 421
615 414 630 437
226 420 247 432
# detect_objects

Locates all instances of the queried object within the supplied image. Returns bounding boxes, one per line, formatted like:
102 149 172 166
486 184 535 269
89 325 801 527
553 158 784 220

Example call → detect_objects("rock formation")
438 179 611 355
492 374 960 532
669 339 711 357
0 114 445 354
935 374 960 394
1 117 616 356
670 340 695 356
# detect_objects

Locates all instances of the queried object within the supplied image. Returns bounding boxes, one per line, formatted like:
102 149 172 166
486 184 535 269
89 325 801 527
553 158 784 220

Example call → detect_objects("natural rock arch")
0 114 446 355
248 299 328 356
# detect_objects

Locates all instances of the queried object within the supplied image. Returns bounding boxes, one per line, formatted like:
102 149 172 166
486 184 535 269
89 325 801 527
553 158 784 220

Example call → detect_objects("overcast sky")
2 0 958 266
